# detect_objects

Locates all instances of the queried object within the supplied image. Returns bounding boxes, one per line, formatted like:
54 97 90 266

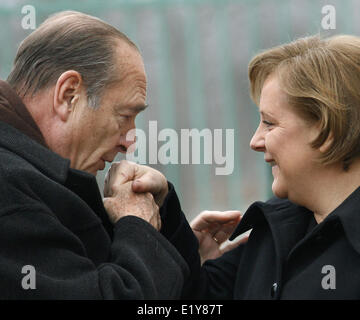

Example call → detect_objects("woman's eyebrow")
260 110 276 118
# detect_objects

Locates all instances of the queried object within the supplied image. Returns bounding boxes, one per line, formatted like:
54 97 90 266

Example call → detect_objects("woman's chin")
272 181 288 199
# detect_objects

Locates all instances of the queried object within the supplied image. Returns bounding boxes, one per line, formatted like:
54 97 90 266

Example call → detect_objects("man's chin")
88 160 106 175
80 165 102 176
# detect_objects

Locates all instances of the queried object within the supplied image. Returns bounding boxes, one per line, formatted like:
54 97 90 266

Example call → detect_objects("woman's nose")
250 127 266 152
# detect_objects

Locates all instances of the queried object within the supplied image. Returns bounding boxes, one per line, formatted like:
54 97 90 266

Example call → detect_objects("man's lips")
99 158 108 170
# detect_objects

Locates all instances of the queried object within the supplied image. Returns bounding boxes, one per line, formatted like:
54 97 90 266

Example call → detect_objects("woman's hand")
190 210 247 265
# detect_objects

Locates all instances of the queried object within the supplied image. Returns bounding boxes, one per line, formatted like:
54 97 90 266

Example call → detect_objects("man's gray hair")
7 11 138 108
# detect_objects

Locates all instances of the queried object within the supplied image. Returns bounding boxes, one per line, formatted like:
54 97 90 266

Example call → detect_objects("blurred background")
0 0 358 221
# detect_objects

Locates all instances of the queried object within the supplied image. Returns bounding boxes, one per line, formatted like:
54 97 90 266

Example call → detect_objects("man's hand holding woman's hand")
103 160 168 230
103 160 247 262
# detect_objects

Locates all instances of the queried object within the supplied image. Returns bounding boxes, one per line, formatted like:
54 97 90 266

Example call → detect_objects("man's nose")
118 127 137 154
250 127 265 152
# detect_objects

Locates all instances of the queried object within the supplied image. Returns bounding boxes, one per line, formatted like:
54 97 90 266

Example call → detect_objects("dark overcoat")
164 186 360 299
0 80 188 299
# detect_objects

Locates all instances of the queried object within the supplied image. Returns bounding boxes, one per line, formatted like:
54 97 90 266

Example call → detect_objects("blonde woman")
177 34 360 299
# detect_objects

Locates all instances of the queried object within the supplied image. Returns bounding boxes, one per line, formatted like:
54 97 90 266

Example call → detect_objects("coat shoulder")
0 147 54 214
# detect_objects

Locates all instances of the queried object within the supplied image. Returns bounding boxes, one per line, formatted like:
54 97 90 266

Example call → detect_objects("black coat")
0 121 188 299
163 183 360 299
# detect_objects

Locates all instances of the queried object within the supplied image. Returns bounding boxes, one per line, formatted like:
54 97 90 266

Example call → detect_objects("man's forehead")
112 59 147 90
114 40 144 68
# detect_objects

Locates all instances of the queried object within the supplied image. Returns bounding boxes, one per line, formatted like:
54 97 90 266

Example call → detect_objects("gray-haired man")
0 10 189 299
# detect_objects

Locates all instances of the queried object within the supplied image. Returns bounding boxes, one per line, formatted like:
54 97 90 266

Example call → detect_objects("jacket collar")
0 120 70 184
230 197 312 265
0 82 113 236
230 197 311 239
326 186 360 255
231 186 360 256
0 119 114 237
0 80 68 182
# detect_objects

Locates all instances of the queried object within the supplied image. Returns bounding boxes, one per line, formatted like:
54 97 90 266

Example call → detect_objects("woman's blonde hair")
248 34 360 170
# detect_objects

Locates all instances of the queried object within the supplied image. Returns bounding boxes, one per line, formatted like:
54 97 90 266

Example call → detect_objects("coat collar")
0 121 114 238
326 186 360 255
230 197 311 240
231 186 360 256
0 80 68 183
0 80 47 147
230 197 312 265
0 120 70 184
0 82 113 237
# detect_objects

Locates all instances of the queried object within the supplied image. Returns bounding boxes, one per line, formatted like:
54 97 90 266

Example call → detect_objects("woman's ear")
53 70 82 122
319 132 334 154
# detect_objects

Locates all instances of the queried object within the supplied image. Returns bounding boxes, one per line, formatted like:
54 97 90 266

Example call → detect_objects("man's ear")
53 70 82 122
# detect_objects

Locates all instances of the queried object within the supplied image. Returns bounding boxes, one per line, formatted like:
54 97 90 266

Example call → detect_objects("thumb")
132 176 161 195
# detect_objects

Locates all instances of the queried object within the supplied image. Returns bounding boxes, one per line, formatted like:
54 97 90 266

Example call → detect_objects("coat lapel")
230 197 311 287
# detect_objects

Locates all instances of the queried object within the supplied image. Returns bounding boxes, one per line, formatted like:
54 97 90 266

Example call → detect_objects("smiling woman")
249 35 360 171
248 34 360 223
179 34 360 300
249 74 328 208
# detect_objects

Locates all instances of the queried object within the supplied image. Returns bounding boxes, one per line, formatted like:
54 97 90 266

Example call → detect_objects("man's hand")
103 181 161 230
190 210 247 265
104 160 168 207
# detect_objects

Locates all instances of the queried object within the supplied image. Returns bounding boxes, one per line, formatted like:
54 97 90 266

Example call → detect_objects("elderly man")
0 10 193 299
0 10 242 299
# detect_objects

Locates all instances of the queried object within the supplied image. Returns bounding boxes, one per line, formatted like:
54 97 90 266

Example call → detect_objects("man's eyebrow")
118 104 149 114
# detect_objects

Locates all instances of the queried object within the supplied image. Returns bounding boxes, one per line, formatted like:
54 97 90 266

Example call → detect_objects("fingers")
105 161 168 207
145 192 161 226
102 197 119 224
103 185 161 230
153 201 162 231
211 229 233 244
191 210 242 232
131 166 168 207
113 160 138 184
104 161 138 197
220 236 249 253
132 173 161 194
104 162 163 230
